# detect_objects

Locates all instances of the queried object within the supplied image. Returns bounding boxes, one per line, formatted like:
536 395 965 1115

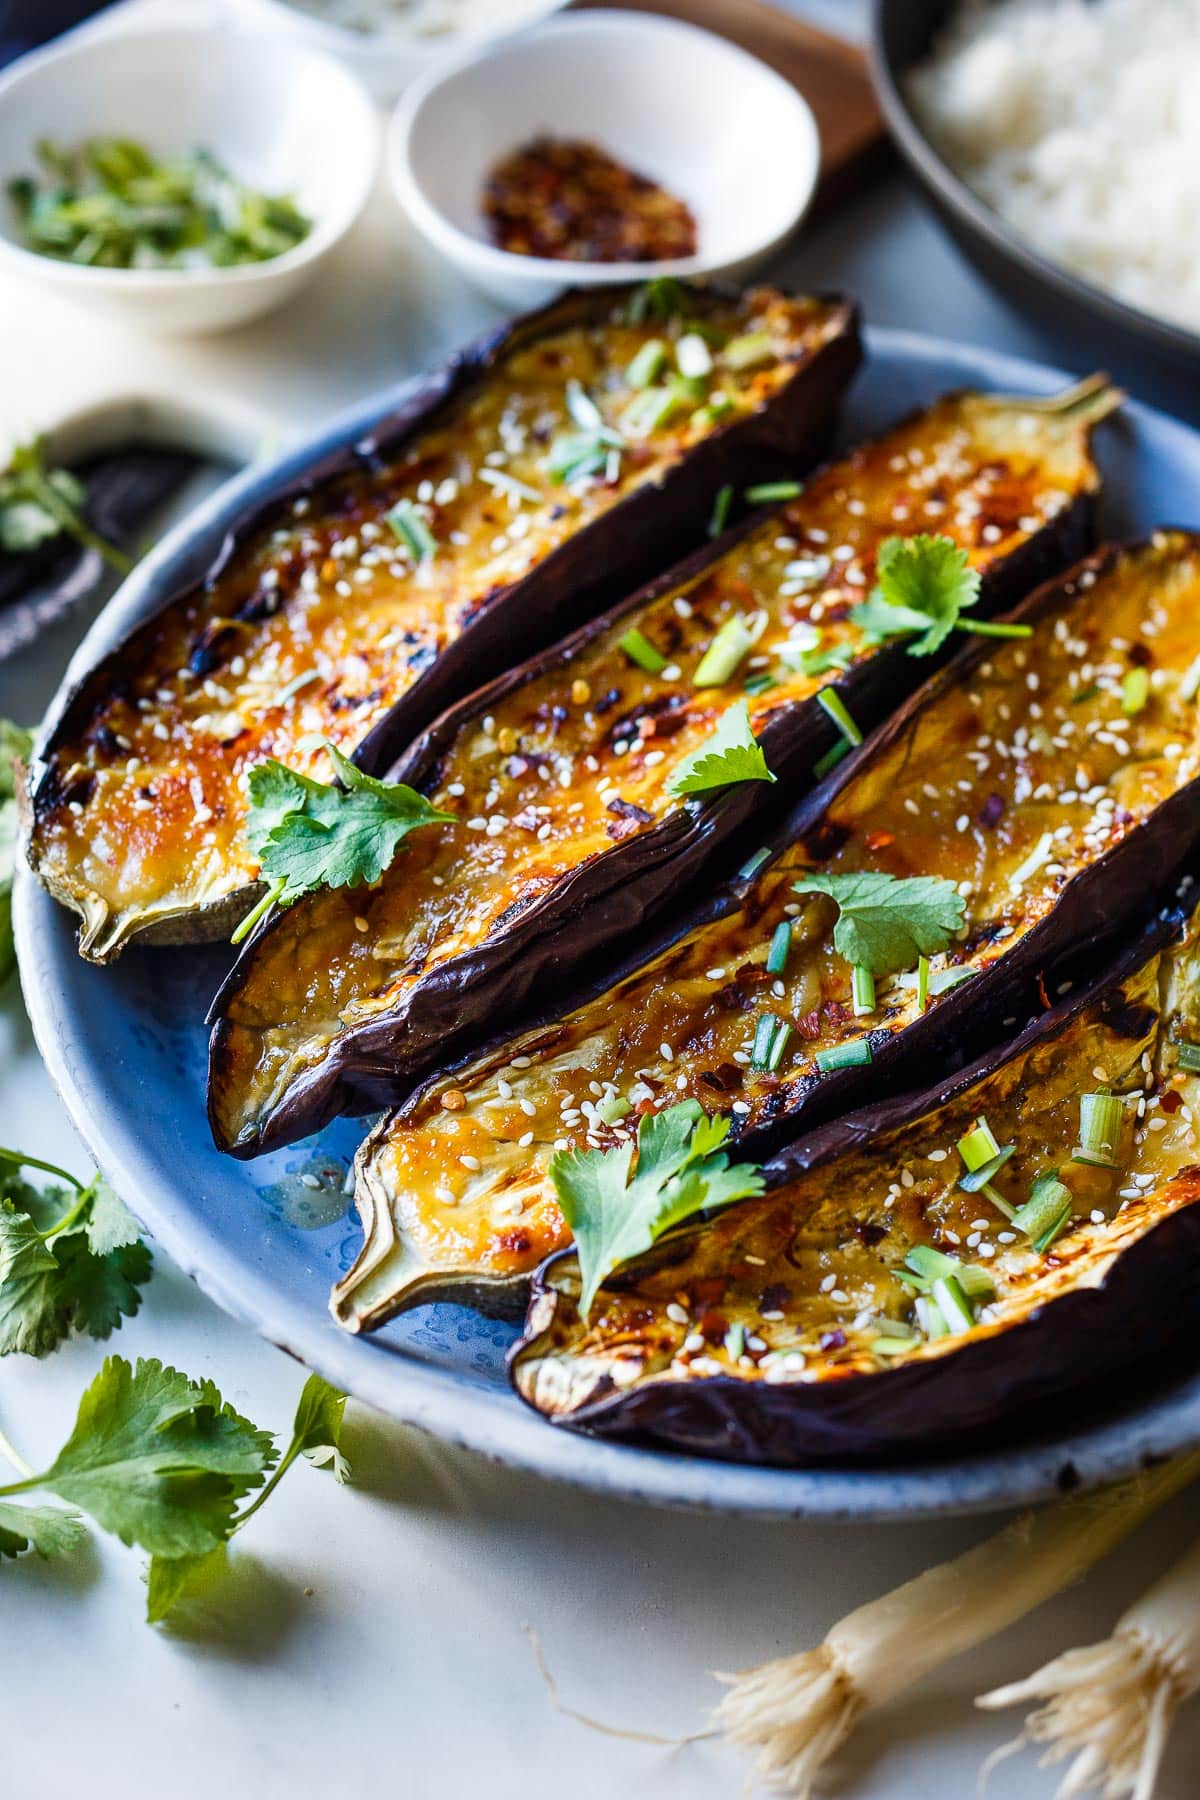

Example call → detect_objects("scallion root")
979 1534 1200 1799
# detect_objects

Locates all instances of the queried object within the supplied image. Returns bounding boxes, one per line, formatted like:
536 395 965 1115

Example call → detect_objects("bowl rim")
228 0 571 56
867 0 1200 365
0 22 380 291
388 8 821 288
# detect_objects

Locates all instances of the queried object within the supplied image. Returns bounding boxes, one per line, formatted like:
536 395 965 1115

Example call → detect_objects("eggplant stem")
981 372 1125 427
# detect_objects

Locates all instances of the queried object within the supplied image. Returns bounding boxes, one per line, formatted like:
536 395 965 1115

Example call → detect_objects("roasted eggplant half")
210 379 1117 1161
333 531 1200 1330
510 890 1200 1463
28 283 859 960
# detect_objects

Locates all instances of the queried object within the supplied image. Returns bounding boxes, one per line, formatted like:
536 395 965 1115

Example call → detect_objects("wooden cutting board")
572 0 889 213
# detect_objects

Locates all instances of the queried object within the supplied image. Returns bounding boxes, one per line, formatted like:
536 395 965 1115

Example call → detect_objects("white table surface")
3 4 1199 1797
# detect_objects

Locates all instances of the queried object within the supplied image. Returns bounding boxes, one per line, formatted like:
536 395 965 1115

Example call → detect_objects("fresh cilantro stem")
36 1185 93 1241
228 1429 304 1530
0 1145 85 1192
0 1422 35 1480
957 620 1033 640
22 467 133 576
230 875 286 947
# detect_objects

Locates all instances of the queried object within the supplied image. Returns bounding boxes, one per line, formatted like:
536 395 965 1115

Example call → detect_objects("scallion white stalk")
714 1452 1200 1799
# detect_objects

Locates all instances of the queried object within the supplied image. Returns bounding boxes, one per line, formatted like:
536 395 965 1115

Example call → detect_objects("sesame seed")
459 1154 481 1172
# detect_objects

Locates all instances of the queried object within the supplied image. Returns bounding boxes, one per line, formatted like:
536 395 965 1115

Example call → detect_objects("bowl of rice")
870 0 1200 368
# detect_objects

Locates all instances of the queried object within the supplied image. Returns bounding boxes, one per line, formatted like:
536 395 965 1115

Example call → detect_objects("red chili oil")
482 136 698 263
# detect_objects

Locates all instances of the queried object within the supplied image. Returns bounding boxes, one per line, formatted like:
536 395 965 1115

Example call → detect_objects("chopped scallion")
724 1321 745 1361
708 483 733 539
816 688 863 749
738 846 771 883
812 739 851 780
1181 656 1200 703
751 1013 779 1070
1121 667 1150 715
675 332 713 380
957 1117 1003 1174
626 338 667 390
565 379 603 431
766 1019 792 1073
914 1294 948 1340
723 331 775 371
1175 1040 1200 1073
743 672 777 696
1013 1169 1075 1251
596 1094 632 1125
815 1037 872 1073
852 964 875 1016
957 1144 1016 1193
932 1274 976 1336
744 480 803 504
618 628 667 675
694 615 759 687
386 499 436 562
766 920 792 976
917 954 930 1015
1073 1089 1124 1169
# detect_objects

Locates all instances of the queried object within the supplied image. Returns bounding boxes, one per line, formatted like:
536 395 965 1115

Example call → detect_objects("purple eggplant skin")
511 899 1200 1464
207 400 1103 1160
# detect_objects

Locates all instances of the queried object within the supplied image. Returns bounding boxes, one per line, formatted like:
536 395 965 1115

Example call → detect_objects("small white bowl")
389 11 821 310
0 26 379 337
227 0 571 103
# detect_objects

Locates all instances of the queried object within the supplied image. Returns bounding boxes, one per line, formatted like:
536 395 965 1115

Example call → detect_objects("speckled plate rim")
17 325 1200 1522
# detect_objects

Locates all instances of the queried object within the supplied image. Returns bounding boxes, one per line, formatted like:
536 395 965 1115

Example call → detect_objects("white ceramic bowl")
0 25 379 337
389 11 821 309
227 0 571 102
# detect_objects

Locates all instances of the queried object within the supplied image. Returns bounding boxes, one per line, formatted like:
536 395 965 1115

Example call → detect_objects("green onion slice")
1180 655 1200 703
723 331 775 371
914 1294 948 1340
813 739 851 780
1121 667 1150 715
816 687 863 748
386 499 436 562
694 614 762 687
851 964 875 1017
1073 1089 1125 1169
708 483 733 539
957 1143 1016 1193
916 954 930 1015
816 1037 872 1073
1175 1040 1200 1073
957 1117 1003 1174
932 1274 976 1336
618 627 667 674
738 846 771 883
626 339 667 390
766 1019 792 1073
745 480 802 504
1013 1170 1074 1252
766 920 792 976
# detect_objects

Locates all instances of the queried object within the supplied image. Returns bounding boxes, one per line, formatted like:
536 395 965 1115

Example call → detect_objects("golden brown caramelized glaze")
30 287 835 959
213 385 1111 1165
512 906 1200 1428
337 533 1200 1329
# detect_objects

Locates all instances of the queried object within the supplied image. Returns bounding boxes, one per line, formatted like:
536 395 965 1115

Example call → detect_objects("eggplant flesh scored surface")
332 532 1200 1333
28 284 858 961
510 894 1200 1463
210 380 1115 1161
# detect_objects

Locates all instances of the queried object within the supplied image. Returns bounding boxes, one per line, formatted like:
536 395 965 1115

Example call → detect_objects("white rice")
908 0 1200 332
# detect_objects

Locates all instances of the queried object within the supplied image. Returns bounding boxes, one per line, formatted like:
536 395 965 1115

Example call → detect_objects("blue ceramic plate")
17 328 1200 1520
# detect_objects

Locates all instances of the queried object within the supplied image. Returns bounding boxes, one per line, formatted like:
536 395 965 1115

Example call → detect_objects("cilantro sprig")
0 438 132 573
235 743 453 942
851 534 1031 658
1 719 33 984
667 700 776 797
793 871 967 979
0 1360 348 1621
551 1100 765 1318
0 1147 151 1357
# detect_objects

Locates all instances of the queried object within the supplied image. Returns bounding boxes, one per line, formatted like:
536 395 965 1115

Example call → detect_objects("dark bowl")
869 0 1200 375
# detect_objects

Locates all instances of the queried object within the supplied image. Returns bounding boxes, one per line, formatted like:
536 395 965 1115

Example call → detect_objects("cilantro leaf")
551 1100 765 1318
850 534 981 657
0 1155 151 1356
793 870 967 978
0 440 131 573
0 1500 87 1560
293 1372 351 1483
35 1356 276 1557
243 743 453 912
667 701 776 798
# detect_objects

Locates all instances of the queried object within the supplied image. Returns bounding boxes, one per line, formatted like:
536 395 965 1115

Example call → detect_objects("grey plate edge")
15 324 1200 1523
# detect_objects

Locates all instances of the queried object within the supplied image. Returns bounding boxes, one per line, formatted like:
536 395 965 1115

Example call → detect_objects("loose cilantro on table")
667 700 776 797
0 1359 348 1620
235 742 454 943
0 439 132 573
551 1100 765 1319
792 870 967 979
0 1147 151 1357
0 720 33 984
850 534 1031 658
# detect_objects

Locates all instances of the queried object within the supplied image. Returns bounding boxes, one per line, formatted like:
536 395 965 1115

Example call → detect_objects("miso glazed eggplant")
28 282 860 960
333 532 1200 1330
511 891 1200 1462
210 379 1118 1160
